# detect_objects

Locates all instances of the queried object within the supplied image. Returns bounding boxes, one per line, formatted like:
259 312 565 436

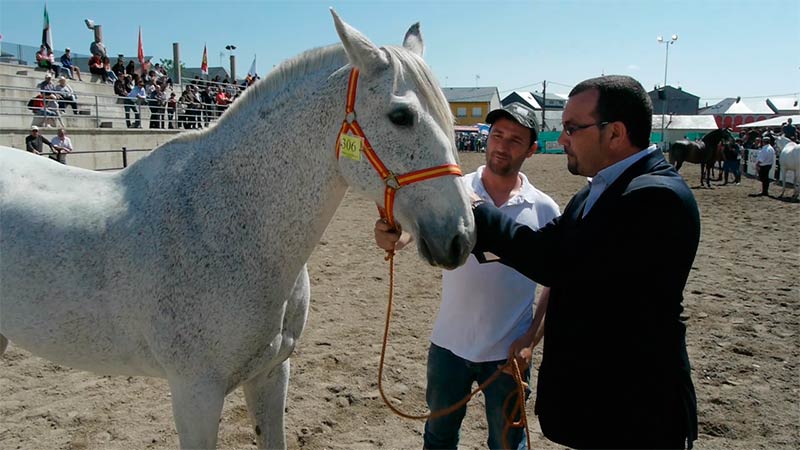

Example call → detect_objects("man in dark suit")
471 75 700 449
376 75 700 449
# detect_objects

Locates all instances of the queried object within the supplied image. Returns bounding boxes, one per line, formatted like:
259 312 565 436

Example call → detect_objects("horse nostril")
448 233 470 266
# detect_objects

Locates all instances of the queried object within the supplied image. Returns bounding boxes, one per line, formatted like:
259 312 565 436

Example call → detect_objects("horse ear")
330 8 389 74
402 23 424 57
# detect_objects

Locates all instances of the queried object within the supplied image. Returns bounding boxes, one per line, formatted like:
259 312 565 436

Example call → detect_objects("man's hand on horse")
374 219 412 252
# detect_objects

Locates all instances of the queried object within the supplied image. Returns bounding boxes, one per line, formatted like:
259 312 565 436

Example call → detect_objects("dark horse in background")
670 128 734 188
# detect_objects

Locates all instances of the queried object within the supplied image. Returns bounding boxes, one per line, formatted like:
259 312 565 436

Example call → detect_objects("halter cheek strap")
335 68 462 228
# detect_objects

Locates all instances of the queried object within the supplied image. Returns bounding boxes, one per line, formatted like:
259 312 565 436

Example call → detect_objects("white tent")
737 115 800 128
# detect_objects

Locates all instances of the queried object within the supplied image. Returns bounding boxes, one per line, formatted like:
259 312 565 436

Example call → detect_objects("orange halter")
335 68 462 228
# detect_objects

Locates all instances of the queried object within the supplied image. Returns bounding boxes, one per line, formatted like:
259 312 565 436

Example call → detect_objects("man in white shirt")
375 103 560 449
751 136 775 197
50 128 73 165
125 80 147 128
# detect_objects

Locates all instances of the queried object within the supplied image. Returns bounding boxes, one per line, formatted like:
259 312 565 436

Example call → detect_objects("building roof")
442 87 498 103
652 114 719 131
501 91 541 110
737 115 800 128
647 85 700 99
182 66 231 81
699 97 774 115
766 98 800 114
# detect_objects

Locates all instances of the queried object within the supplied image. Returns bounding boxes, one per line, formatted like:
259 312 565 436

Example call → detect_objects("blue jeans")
424 343 530 450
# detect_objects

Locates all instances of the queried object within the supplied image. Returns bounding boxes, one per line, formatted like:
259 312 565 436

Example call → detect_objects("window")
472 107 482 118
456 107 467 117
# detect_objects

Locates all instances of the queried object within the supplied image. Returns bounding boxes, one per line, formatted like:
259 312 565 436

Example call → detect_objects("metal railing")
27 146 151 171
1 83 236 130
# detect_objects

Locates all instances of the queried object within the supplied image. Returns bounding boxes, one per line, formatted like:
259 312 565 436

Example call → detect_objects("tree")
159 58 186 78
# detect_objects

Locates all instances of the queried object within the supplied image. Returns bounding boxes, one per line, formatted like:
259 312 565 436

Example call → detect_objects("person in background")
751 136 775 197
59 48 82 81
88 52 107 83
112 55 126 78
125 60 136 77
782 118 797 142
49 127 73 164
375 102 560 450
35 44 60 75
124 79 147 128
37 73 56 95
25 125 55 155
54 76 79 115
462 76 699 449
102 56 119 83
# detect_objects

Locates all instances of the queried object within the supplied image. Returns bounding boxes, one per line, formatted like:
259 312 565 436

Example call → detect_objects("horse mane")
166 42 455 160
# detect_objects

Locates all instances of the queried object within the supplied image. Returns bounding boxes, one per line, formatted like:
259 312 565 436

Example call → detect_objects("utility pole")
541 80 547 131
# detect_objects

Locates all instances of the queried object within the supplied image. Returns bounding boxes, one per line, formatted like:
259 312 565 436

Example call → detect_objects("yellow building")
443 87 501 126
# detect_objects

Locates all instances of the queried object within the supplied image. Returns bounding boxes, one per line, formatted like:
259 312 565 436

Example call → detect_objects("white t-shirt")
50 135 73 151
431 166 560 362
757 145 775 166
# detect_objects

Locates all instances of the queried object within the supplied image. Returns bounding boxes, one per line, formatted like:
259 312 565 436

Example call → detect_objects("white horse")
0 11 475 450
775 135 800 200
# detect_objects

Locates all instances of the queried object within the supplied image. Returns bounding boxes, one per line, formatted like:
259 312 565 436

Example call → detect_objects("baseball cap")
31 125 39 131
485 102 540 139
65 47 70 51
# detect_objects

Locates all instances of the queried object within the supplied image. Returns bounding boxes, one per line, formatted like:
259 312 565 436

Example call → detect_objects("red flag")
201 44 208 75
137 26 144 65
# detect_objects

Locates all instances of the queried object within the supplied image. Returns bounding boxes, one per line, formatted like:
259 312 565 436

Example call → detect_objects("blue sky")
1 0 798 105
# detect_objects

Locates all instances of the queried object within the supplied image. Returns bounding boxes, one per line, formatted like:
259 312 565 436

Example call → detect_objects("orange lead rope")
335 67 531 448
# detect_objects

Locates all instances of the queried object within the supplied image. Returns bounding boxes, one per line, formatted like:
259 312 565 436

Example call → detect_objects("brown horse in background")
670 128 734 188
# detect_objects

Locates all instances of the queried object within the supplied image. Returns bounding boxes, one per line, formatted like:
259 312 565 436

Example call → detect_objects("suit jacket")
473 150 700 449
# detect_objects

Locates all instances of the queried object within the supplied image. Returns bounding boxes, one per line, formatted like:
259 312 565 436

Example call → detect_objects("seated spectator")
54 76 79 114
179 86 200 129
102 56 119 83
25 125 55 155
112 55 126 78
37 73 56 95
114 74 130 99
215 88 231 117
49 128 73 164
59 48 82 81
88 53 107 83
125 60 136 77
35 45 60 75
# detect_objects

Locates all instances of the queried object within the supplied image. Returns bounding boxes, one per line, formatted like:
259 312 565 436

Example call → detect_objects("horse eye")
388 108 414 127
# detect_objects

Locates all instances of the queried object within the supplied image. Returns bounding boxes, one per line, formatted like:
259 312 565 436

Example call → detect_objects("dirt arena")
1 152 798 450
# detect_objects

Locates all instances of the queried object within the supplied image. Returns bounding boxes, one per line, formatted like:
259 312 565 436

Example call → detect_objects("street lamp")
657 34 678 150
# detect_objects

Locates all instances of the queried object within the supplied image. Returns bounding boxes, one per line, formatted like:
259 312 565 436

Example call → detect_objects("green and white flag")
42 3 53 51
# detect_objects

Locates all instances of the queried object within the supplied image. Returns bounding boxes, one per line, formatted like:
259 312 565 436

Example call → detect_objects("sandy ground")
1 152 798 450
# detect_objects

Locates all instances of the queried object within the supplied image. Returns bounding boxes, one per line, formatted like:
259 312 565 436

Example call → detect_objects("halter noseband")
335 68 462 228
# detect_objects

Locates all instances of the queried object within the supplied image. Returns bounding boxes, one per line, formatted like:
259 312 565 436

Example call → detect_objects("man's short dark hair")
569 75 652 150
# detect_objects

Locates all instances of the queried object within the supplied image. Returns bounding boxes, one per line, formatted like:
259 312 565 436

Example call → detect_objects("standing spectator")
215 88 231 119
25 125 55 155
148 84 166 129
200 85 215 126
88 53 107 83
112 56 126 78
59 48 82 81
166 92 177 129
124 79 147 128
54 76 79 114
783 118 797 142
114 74 130 98
49 128 73 164
374 103 559 450
751 136 775 197
721 141 740 185
179 85 200 129
35 45 60 75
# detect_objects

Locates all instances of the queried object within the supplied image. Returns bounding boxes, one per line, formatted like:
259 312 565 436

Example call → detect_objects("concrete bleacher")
0 62 185 170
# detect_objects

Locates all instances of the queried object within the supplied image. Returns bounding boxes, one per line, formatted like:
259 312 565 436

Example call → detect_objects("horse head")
330 10 475 269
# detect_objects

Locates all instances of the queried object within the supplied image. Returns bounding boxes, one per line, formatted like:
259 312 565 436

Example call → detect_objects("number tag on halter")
340 134 363 161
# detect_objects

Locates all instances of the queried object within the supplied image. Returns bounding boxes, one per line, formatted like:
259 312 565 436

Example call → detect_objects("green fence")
538 131 666 154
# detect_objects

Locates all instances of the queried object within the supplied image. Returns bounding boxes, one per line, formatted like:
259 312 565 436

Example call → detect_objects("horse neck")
122 54 354 270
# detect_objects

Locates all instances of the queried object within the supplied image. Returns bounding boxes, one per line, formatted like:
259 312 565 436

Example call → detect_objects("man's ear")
527 141 538 158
